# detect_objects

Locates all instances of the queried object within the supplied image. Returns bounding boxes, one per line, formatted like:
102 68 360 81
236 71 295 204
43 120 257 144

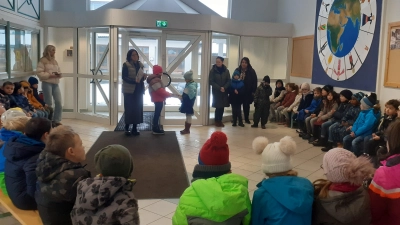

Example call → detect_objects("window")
199 0 230 18
10 28 39 74
0 27 5 73
90 0 113 10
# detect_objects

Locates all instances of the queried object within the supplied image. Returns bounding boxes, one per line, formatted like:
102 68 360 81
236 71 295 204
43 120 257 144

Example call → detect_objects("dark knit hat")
340 89 353 101
322 85 334 93
352 92 365 102
95 145 133 178
263 76 270 84
232 70 240 78
361 93 378 109
28 77 39 86
198 131 229 166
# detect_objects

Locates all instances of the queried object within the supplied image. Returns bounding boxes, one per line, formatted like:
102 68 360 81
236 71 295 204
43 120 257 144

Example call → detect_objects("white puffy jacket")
36 57 61 84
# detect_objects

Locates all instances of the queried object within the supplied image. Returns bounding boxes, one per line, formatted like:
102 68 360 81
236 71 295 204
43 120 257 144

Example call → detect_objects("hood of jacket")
259 176 314 214
231 78 244 90
0 128 23 141
3 135 44 161
36 150 86 183
75 176 134 210
318 187 368 223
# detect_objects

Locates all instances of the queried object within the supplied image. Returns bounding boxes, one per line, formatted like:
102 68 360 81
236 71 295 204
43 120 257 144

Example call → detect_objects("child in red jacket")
276 83 298 124
147 65 178 134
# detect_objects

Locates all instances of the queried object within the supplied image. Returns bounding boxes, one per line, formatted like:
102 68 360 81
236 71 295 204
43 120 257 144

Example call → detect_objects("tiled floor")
1 119 326 225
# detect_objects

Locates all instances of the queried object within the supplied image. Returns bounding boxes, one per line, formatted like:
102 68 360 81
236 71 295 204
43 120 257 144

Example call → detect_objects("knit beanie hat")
183 70 193 80
340 89 353 101
95 144 133 178
301 82 310 91
252 136 296 174
198 131 229 165
322 85 334 93
153 65 163 75
323 148 375 185
360 93 377 109
352 92 365 102
263 75 270 84
28 77 39 86
232 70 240 79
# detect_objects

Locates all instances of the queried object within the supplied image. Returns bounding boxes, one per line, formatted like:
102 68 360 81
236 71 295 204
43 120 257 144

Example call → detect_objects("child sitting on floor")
179 70 198 134
71 144 139 225
313 148 375 225
173 131 252 225
35 125 90 225
4 117 51 210
252 136 314 225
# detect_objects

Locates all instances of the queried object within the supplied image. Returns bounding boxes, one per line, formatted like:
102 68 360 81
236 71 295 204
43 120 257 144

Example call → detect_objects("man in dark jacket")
28 77 54 121
4 117 51 210
251 76 272 129
35 125 90 225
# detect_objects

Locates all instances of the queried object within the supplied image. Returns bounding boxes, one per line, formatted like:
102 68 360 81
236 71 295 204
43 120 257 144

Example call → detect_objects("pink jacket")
369 154 400 225
146 74 171 103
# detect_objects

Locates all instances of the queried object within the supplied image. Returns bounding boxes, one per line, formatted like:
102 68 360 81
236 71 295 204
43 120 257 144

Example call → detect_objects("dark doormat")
84 131 190 199
115 112 155 131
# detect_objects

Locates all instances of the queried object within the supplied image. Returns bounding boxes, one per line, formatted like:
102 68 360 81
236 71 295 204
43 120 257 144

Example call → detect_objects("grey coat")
209 65 231 108
122 61 144 94
71 176 139 225
312 187 371 225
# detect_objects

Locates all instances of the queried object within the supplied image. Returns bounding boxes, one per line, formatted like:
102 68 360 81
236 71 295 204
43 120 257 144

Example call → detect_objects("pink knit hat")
153 65 163 75
323 148 375 185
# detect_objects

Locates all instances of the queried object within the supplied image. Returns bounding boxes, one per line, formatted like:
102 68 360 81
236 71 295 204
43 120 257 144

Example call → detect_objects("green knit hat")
94 145 133 178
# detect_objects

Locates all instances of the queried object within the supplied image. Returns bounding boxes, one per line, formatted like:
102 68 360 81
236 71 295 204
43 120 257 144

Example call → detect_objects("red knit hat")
198 131 229 165
153 65 163 75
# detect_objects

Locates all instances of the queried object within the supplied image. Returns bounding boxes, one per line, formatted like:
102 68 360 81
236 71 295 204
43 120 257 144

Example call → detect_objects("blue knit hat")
232 70 240 79
352 92 365 102
28 77 38 86
361 93 377 109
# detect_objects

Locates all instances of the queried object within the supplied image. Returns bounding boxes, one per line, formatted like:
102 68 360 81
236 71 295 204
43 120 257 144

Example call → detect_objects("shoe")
220 122 225 127
308 137 316 143
180 122 191 134
215 121 222 127
251 124 258 128
124 124 131 136
261 125 266 129
131 125 140 136
321 141 333 152
299 132 304 137
302 134 311 140
239 123 245 127
296 129 302 133
313 138 327 147
232 123 237 127
245 120 251 124
152 128 165 135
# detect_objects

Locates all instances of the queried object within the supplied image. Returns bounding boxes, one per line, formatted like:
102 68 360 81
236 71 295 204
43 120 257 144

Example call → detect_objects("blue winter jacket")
305 98 322 113
0 128 23 172
4 135 44 210
10 94 34 113
251 176 314 225
351 108 381 137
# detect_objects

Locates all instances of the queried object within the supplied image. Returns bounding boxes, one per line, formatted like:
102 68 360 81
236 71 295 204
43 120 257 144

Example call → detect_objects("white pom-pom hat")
252 136 297 174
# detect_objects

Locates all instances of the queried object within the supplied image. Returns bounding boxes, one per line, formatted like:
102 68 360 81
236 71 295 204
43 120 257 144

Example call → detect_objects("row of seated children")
0 108 140 225
0 78 54 120
173 128 400 225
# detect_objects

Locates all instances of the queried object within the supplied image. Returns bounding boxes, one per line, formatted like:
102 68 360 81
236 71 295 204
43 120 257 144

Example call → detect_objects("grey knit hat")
95 145 133 178
183 70 193 80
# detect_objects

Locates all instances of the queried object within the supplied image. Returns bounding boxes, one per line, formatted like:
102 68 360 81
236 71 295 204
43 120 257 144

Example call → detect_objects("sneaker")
124 130 131 136
302 134 311 140
239 123 245 127
152 129 165 135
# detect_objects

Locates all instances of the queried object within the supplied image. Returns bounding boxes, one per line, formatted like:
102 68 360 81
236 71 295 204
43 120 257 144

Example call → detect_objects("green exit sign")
156 20 168 28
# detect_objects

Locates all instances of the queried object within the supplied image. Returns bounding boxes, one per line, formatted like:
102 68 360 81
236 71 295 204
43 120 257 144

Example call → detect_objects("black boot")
131 124 140 136
152 126 165 135
124 124 131 136
321 141 333 152
313 137 327 147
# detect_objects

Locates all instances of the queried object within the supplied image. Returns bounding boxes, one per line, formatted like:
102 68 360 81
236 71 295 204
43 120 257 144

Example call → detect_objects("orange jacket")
20 81 43 109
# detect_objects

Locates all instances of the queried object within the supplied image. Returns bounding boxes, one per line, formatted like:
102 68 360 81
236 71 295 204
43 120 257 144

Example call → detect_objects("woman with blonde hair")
36 45 62 124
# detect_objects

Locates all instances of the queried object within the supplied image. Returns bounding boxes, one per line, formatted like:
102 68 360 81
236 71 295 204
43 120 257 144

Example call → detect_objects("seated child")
281 83 302 127
28 77 54 121
9 82 39 117
269 80 286 122
252 76 272 129
313 148 375 225
276 83 298 124
0 82 11 110
35 125 90 225
147 65 177 135
71 144 139 225
298 87 322 136
343 93 380 156
369 120 400 225
173 131 251 225
229 70 245 127
292 83 313 122
310 90 338 144
318 90 352 150
179 70 198 134
364 99 399 164
252 136 314 224
324 92 363 152
2 81 16 108
4 117 51 210
20 80 49 119
0 108 30 195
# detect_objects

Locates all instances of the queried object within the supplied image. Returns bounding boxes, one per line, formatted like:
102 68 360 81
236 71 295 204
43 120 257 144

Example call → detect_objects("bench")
0 191 43 225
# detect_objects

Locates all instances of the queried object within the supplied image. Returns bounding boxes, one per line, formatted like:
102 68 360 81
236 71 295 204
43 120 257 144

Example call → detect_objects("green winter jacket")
172 173 251 225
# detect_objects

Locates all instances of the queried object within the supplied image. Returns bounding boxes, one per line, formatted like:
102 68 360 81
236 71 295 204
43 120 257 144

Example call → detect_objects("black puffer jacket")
331 102 350 122
235 66 258 104
35 151 90 225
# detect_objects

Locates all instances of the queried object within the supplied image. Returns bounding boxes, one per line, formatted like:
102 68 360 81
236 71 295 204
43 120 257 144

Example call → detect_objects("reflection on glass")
90 0 113 10
0 27 5 73
212 33 240 75
199 0 229 18
10 29 38 73
77 77 110 117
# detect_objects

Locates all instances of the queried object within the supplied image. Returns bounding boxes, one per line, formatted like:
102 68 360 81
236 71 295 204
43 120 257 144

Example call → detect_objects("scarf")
329 182 360 193
191 163 231 182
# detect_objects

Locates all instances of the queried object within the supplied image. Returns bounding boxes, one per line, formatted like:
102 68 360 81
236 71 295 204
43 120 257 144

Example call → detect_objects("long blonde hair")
42 45 55 61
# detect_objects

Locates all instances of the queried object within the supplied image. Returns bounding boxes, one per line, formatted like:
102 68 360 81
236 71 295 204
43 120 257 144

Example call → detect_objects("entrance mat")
114 112 155 131
84 131 189 199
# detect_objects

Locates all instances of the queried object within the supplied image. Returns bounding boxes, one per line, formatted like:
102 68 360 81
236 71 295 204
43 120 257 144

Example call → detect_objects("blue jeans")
35 109 48 118
42 82 62 123
328 122 340 142
153 102 163 129
321 120 334 138
343 135 365 156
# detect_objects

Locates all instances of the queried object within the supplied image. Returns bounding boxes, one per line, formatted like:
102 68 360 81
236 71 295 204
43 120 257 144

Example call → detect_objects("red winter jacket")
281 91 297 107
147 74 171 103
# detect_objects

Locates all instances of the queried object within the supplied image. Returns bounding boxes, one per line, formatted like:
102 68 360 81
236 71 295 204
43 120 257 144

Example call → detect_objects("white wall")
43 0 88 12
231 0 278 22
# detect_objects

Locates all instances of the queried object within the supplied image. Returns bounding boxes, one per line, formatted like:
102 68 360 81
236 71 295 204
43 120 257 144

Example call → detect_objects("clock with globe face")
317 0 377 81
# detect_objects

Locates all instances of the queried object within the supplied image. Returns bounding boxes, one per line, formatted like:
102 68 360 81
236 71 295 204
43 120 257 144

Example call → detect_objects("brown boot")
180 122 191 134
215 121 223 127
